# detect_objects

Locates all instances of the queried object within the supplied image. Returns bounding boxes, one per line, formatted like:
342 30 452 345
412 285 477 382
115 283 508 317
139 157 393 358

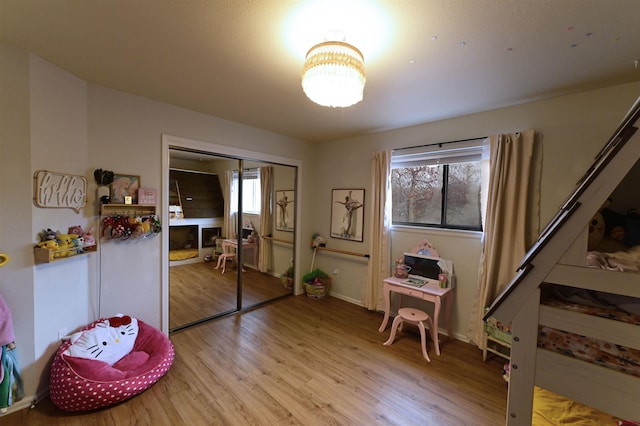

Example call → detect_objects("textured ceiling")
1 0 639 143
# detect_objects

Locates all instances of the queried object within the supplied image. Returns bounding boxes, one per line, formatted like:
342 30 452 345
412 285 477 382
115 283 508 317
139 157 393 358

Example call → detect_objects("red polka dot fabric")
49 318 174 412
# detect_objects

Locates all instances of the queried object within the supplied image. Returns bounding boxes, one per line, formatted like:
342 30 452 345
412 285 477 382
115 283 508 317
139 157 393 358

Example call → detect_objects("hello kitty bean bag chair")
49 315 174 411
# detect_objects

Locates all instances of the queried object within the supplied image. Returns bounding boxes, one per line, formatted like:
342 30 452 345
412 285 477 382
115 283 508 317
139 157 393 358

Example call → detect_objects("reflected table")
220 238 258 270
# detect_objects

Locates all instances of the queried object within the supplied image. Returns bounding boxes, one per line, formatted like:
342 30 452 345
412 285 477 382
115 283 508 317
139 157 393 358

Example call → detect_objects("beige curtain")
223 169 234 239
364 150 392 310
469 130 542 346
258 166 273 273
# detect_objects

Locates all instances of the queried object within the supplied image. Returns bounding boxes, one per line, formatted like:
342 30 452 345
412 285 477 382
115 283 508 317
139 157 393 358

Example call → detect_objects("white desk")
379 276 453 355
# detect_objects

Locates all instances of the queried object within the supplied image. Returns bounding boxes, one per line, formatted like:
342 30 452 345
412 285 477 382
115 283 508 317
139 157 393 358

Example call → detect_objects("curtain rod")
393 136 488 153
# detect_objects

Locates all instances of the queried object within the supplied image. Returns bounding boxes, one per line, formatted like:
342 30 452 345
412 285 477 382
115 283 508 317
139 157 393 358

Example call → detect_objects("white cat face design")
64 316 139 365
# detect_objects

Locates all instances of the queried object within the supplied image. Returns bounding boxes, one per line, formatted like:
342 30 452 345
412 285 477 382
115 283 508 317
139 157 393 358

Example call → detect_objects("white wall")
312 82 640 341
29 53 99 399
0 44 37 405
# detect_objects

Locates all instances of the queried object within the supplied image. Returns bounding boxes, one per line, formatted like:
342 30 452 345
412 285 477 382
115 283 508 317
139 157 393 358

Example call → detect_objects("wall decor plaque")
34 170 87 213
138 188 158 205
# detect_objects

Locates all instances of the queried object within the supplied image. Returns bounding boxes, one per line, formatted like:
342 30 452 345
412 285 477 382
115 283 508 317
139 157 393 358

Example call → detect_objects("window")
230 169 261 214
391 139 487 231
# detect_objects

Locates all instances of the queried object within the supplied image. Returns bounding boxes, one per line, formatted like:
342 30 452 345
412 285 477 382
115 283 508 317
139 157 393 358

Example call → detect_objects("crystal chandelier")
301 38 366 108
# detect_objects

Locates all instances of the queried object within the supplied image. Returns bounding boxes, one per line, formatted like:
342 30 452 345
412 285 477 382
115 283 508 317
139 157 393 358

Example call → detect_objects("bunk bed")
485 96 640 425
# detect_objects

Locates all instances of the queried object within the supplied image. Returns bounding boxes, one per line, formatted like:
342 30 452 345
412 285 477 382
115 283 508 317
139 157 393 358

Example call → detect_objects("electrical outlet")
58 326 69 340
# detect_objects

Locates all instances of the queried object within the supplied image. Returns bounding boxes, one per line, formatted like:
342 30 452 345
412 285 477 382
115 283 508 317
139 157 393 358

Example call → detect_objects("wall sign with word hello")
34 170 87 213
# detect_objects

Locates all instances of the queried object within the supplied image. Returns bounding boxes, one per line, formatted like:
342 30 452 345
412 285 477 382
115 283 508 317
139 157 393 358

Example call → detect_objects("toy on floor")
502 362 510 383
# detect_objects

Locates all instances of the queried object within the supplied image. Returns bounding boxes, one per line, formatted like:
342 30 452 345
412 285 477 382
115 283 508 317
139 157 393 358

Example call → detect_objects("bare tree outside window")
391 165 442 223
392 161 482 231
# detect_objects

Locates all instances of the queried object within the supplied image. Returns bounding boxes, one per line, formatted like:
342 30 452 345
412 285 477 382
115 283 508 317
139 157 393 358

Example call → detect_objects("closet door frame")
161 134 302 334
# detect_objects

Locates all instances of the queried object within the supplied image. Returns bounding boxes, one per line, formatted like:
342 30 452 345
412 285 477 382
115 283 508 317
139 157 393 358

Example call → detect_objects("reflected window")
231 169 261 214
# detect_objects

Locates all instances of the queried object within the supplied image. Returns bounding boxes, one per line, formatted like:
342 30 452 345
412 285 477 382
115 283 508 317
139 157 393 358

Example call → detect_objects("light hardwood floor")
4 295 508 425
170 261 291 330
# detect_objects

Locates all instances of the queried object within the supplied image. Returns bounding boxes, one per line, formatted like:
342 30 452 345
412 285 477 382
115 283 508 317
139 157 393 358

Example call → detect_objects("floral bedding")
537 326 640 377
539 285 640 377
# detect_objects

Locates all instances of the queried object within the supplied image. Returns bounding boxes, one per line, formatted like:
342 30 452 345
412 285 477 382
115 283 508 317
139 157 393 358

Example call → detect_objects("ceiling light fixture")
301 32 365 108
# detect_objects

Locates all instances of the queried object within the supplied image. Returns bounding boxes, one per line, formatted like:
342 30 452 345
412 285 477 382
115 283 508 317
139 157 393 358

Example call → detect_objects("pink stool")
383 307 435 362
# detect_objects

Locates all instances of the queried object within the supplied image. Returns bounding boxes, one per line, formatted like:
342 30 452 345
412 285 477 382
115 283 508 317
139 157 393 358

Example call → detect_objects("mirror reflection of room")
168 150 295 332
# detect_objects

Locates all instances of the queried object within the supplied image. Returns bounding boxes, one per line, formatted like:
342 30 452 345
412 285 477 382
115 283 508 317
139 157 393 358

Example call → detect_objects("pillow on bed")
63 315 139 366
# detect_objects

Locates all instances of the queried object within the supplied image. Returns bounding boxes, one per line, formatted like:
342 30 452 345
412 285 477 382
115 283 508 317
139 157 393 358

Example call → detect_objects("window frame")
391 138 487 232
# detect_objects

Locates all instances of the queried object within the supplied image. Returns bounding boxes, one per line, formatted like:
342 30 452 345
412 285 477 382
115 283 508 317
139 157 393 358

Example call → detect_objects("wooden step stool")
383 307 435 362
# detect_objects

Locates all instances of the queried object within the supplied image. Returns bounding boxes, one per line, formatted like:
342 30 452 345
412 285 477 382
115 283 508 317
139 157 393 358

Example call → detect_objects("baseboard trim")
329 292 470 344
0 393 38 417
329 293 363 306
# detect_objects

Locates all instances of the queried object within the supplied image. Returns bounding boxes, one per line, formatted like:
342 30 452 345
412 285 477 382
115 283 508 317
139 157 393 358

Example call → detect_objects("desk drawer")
392 286 423 298
406 289 425 298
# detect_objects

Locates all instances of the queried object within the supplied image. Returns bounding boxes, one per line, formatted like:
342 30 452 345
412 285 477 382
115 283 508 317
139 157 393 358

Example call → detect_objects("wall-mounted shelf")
100 203 156 216
34 245 97 265
100 204 161 241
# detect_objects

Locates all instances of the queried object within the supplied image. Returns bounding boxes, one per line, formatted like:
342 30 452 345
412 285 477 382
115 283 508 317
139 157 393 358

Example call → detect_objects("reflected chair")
214 252 236 274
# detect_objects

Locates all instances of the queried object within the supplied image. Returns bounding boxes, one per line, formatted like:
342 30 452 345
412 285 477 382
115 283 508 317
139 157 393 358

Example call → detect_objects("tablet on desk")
402 276 428 287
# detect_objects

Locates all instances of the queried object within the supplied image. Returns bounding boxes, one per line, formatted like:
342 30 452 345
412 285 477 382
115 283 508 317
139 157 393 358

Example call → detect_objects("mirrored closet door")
240 160 296 310
165 146 297 333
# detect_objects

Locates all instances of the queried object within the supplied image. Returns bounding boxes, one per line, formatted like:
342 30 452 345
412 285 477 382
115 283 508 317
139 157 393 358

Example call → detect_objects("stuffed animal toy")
502 362 510 383
588 199 630 252
36 240 59 250
68 225 84 237
35 239 60 261
70 235 84 254
36 240 58 262
604 207 640 247
83 227 96 248
129 216 146 238
54 234 76 257
588 211 606 251
40 228 58 242
63 315 139 366
139 221 151 235
311 233 326 248
600 199 626 241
